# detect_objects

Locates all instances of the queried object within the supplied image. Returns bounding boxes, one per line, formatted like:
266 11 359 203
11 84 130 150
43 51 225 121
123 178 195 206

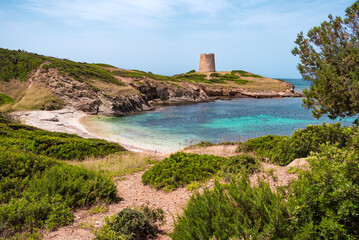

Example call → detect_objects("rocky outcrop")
31 68 152 116
28 67 303 116
134 80 209 103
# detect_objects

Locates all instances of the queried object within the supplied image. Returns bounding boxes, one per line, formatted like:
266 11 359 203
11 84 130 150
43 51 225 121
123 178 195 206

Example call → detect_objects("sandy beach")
12 108 163 153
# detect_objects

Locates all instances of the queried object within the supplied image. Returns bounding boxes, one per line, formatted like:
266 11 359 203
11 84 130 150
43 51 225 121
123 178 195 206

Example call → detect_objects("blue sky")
0 0 356 78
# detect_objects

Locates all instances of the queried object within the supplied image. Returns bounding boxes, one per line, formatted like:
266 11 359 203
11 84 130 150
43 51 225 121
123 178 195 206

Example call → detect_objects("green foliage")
238 123 358 165
142 152 226 191
231 70 248 75
94 63 116 68
172 178 292 239
0 194 73 237
292 2 359 121
43 58 125 86
220 155 260 175
189 141 215 148
0 145 55 203
0 48 45 82
95 206 165 240
0 113 120 238
27 134 125 160
0 118 125 161
112 70 146 79
0 93 13 106
175 73 208 83
241 73 263 78
289 146 359 239
186 70 196 74
27 163 117 208
209 72 220 77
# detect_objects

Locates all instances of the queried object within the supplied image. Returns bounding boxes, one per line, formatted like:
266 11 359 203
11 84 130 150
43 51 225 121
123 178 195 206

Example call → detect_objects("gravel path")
43 171 193 240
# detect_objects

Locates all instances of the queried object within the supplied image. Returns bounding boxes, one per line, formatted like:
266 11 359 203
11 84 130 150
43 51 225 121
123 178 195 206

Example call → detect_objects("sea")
82 79 355 152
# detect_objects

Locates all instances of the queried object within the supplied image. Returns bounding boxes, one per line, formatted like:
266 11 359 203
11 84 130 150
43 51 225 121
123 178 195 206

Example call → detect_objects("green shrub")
142 152 225 191
42 58 125 86
209 72 220 77
95 206 164 240
220 155 260 175
0 93 13 106
0 194 73 238
0 48 45 82
175 73 208 83
289 146 359 239
186 70 196 74
0 145 55 203
189 141 215 148
172 178 292 239
94 63 116 68
0 120 125 161
27 135 125 160
27 163 117 208
241 73 263 78
237 123 358 165
231 70 248 75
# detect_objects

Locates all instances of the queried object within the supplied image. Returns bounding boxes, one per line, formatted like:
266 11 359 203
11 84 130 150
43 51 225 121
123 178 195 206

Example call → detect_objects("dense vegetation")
42 58 125 86
0 48 45 82
237 123 358 165
95 206 165 240
0 115 125 161
0 113 121 238
172 178 291 239
0 48 126 88
172 145 359 239
292 2 359 122
142 152 259 191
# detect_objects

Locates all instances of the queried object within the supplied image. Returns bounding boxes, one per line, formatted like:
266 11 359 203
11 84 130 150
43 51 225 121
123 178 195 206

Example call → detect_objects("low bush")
231 70 248 75
43 58 125 86
28 135 125 160
0 48 45 82
27 163 118 208
0 194 73 238
0 122 125 161
0 145 55 203
141 152 225 191
172 178 292 239
220 155 260 175
289 146 359 239
209 72 220 77
0 115 120 238
0 93 13 106
237 123 358 165
95 206 164 240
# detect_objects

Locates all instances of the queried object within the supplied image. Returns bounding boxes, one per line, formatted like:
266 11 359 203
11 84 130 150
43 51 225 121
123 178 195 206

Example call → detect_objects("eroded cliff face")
27 67 302 116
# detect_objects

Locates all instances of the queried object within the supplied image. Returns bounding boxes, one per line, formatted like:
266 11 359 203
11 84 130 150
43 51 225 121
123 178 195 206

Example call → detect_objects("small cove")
82 79 355 152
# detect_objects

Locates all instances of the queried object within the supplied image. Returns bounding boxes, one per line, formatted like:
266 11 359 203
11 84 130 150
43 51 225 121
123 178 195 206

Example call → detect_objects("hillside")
0 48 301 116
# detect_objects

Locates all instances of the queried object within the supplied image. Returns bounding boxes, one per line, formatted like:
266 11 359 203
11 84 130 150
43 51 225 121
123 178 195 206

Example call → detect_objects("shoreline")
12 108 167 154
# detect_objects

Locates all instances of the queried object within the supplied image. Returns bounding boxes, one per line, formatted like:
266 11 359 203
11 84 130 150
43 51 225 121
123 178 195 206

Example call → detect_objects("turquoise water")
83 79 355 152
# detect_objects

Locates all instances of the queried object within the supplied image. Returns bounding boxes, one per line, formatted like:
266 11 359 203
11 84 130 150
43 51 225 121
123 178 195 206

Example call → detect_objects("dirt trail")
43 171 193 240
12 63 46 108
43 146 309 240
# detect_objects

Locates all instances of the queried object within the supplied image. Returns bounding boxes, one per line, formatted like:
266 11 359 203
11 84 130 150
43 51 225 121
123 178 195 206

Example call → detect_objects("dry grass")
240 77 288 91
69 152 162 178
0 79 29 102
12 84 64 111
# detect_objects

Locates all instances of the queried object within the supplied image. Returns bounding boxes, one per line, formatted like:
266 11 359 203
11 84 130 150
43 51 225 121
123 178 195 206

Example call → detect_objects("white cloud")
22 0 176 27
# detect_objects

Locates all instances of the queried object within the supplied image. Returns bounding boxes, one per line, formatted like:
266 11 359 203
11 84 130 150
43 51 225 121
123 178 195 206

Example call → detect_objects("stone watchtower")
199 53 216 72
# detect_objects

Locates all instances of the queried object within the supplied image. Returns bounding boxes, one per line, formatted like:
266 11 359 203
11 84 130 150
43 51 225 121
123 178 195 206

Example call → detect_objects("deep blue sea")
83 79 354 152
